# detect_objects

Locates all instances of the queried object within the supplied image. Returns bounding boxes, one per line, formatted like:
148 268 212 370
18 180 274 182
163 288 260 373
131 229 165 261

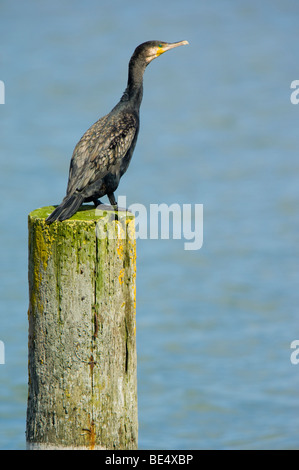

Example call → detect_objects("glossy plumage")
46 40 188 224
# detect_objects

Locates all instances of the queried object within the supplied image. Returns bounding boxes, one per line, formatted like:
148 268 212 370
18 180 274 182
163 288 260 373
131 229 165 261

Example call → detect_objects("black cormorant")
46 40 189 224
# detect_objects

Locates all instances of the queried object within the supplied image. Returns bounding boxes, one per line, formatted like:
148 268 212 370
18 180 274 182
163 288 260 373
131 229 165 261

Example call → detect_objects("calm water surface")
0 0 299 449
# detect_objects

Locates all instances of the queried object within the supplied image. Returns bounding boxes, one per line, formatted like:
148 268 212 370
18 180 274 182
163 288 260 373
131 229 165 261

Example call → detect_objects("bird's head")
132 40 189 67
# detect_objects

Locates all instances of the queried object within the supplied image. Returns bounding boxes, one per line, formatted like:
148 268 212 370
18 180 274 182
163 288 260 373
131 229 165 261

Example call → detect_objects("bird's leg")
107 193 128 212
92 197 116 212
92 198 104 207
108 193 118 210
95 193 120 212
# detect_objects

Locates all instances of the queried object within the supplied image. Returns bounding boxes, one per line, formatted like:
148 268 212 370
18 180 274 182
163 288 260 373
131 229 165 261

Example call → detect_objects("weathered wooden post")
26 206 137 450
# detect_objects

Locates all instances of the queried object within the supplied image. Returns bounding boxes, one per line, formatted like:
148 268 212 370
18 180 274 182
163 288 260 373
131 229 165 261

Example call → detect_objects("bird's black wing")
66 112 138 195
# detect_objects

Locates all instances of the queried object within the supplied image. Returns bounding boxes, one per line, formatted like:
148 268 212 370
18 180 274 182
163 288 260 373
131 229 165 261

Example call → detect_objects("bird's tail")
45 192 84 224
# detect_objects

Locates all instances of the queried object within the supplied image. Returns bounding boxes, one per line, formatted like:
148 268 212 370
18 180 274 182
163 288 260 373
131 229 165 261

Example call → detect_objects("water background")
0 0 299 449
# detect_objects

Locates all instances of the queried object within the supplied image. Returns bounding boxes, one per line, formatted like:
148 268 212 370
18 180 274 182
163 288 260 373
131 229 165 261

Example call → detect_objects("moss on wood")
27 206 137 450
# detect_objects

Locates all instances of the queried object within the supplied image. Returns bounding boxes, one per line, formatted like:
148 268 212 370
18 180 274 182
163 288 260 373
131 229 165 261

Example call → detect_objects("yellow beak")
157 40 189 57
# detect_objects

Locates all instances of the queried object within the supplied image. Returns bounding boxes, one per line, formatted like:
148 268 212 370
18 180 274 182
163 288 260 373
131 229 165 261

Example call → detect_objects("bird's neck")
121 58 146 108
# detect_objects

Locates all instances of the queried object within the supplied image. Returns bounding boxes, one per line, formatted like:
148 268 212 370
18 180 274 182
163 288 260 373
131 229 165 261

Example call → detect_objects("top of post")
29 205 134 223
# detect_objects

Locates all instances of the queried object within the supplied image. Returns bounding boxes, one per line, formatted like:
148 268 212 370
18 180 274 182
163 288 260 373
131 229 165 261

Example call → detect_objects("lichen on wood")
26 205 137 450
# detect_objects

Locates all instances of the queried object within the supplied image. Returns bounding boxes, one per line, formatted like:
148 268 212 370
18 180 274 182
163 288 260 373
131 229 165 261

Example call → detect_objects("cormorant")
46 40 189 224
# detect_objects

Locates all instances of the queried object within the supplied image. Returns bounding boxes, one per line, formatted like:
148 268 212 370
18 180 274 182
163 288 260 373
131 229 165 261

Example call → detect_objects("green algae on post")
27 206 137 450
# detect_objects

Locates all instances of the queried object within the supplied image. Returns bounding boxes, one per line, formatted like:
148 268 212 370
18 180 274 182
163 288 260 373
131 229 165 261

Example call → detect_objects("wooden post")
26 206 137 450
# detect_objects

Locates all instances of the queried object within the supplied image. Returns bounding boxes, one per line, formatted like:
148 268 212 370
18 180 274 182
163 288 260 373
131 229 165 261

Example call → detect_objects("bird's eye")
158 44 162 48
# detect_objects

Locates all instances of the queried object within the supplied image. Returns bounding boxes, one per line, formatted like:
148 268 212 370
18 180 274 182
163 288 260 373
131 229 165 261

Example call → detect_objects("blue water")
1 0 299 449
